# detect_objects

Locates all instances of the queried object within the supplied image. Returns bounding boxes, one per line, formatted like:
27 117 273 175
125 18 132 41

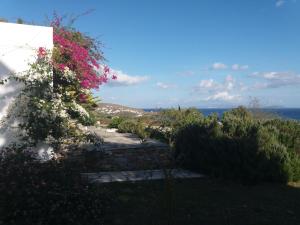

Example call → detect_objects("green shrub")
135 122 148 142
108 116 124 128
145 127 169 143
118 120 137 133
159 108 203 130
78 113 97 126
117 120 147 142
174 108 300 184
0 152 111 225
263 119 300 154
222 106 256 137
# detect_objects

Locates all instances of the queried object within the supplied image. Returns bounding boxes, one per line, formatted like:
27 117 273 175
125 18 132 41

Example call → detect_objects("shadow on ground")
1 151 300 225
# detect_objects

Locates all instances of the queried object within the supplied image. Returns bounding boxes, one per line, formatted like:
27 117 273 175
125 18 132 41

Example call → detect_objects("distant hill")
96 103 145 117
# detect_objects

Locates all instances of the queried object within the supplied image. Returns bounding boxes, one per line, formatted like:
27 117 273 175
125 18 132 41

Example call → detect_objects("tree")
16 18 24 24
0 17 8 22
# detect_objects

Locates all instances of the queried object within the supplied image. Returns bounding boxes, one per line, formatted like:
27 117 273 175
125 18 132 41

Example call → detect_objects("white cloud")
253 71 294 80
194 75 244 102
199 79 216 88
156 82 176 89
251 71 300 89
105 69 149 87
211 62 227 70
195 74 237 92
225 75 234 90
194 74 247 102
211 62 249 71
232 64 249 71
275 0 286 7
205 91 240 101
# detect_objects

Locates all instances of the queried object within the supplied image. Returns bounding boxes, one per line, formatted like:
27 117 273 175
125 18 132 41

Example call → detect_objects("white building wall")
0 22 53 149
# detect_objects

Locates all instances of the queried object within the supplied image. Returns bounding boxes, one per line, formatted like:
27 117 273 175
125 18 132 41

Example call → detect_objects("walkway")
87 126 168 151
82 169 205 183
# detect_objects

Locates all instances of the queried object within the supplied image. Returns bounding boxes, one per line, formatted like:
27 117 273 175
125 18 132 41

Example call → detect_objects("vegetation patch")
174 107 300 183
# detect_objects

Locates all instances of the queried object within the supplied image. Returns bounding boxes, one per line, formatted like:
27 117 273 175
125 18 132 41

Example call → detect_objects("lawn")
103 178 300 225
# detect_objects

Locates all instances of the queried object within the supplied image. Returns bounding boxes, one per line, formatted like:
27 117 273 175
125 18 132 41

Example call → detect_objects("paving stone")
86 126 169 151
81 169 205 183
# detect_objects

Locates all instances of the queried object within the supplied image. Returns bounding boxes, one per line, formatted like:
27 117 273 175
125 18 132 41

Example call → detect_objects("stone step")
82 169 205 183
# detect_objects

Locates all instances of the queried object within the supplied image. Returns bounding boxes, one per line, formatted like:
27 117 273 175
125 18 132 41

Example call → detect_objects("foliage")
144 108 204 143
222 106 256 137
117 120 137 133
0 17 8 22
0 151 111 225
16 18 24 24
117 120 147 142
135 122 148 142
1 14 117 148
145 127 169 143
11 50 72 145
263 119 300 154
159 108 204 130
52 15 111 90
174 107 300 183
108 117 125 128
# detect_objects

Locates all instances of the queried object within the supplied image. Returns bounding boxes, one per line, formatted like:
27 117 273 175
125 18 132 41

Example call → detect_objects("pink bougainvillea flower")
57 63 66 71
51 14 114 90
112 74 117 80
79 93 87 102
37 47 47 58
80 80 90 89
104 66 110 73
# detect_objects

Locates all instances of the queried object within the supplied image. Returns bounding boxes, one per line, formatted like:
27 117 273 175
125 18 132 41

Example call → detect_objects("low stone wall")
69 146 173 172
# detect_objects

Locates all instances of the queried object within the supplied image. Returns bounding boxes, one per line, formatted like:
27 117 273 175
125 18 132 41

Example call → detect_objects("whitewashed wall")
0 22 53 150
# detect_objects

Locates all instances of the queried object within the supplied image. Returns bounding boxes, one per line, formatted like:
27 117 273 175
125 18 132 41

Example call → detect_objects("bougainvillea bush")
51 15 116 118
2 15 116 151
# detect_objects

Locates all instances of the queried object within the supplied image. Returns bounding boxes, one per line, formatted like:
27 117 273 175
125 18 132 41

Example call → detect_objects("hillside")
95 103 145 117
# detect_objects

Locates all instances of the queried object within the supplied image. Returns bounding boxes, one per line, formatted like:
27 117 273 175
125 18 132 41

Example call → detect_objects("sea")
143 108 300 121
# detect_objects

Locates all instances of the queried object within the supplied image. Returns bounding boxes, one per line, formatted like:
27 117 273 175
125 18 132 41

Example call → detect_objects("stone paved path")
72 126 172 171
87 126 168 151
81 169 205 183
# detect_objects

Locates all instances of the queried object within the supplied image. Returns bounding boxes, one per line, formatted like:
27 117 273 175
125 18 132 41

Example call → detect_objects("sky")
1 0 300 108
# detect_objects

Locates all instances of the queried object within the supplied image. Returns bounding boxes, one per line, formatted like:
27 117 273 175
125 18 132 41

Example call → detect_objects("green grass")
103 178 300 225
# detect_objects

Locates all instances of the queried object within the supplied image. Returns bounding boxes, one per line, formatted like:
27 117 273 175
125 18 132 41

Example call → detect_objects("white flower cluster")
63 66 76 82
51 96 69 119
70 100 90 118
1 48 93 155
22 59 53 84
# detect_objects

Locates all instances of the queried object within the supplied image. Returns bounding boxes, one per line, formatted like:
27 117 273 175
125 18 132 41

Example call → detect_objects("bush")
174 108 300 184
135 122 148 142
118 120 137 133
159 108 203 129
108 116 124 128
0 152 111 225
145 127 169 143
222 106 256 138
263 119 300 154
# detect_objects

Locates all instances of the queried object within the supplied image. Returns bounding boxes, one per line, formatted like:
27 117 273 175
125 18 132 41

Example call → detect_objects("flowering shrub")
1 15 116 149
51 15 116 105
11 50 70 145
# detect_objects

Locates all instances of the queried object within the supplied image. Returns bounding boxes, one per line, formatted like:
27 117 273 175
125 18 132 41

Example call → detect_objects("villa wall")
0 22 53 149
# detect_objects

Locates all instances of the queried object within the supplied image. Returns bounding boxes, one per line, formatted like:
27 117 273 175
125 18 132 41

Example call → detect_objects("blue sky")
1 0 300 108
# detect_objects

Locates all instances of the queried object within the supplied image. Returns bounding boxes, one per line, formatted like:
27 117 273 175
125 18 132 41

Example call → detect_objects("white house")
0 22 53 151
